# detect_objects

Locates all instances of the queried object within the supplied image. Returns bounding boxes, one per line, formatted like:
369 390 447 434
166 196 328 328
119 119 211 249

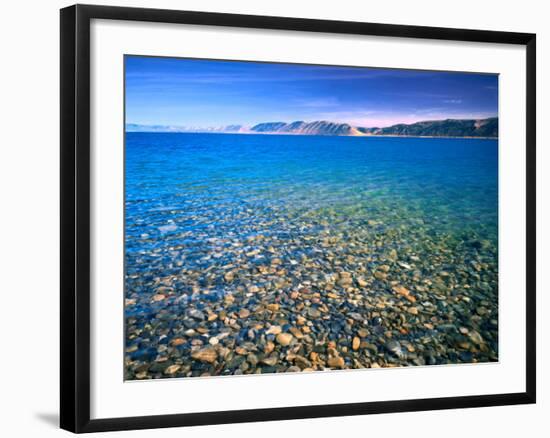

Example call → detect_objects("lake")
124 132 498 379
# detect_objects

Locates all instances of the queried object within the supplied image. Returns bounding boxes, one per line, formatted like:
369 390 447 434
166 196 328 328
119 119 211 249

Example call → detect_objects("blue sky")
125 55 498 128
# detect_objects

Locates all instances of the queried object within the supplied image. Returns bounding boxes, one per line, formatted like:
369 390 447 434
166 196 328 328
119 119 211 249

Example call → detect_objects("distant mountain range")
251 121 363 136
357 117 498 138
126 123 245 133
250 118 498 138
126 117 498 138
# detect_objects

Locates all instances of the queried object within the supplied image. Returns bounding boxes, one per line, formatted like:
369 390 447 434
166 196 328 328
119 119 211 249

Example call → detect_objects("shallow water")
124 132 498 379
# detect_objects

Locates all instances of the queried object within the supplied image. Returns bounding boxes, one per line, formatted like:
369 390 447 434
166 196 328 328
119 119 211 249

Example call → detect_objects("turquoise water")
125 133 497 260
124 132 498 378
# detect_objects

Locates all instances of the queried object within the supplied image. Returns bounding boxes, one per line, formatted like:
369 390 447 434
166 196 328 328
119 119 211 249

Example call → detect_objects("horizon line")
126 115 499 131
124 131 498 140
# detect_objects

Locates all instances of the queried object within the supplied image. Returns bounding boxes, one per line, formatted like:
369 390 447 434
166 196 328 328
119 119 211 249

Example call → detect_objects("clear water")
124 132 498 376
125 132 497 268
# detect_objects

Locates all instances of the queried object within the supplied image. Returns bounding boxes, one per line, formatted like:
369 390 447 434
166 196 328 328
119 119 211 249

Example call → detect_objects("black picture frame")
60 4 536 433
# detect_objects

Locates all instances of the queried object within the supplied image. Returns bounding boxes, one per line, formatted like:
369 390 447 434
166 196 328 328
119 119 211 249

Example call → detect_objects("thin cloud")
125 68 418 86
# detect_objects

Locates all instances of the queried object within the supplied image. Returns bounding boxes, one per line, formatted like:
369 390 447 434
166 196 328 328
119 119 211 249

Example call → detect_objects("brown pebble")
171 338 186 346
164 364 181 375
191 348 217 363
266 325 282 335
289 327 304 339
276 333 293 346
264 341 275 354
327 356 345 368
392 285 409 296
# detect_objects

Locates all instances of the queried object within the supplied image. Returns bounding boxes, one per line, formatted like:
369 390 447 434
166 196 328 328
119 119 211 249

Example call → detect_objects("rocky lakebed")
124 202 498 380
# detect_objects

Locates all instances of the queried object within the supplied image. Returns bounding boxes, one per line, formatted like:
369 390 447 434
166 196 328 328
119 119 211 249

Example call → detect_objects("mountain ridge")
126 117 498 138
356 117 498 138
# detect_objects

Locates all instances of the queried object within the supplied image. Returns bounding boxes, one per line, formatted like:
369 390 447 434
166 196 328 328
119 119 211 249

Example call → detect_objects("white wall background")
0 0 546 436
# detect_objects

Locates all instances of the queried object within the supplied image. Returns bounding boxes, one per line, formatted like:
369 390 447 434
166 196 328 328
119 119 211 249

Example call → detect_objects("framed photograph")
60 4 536 433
